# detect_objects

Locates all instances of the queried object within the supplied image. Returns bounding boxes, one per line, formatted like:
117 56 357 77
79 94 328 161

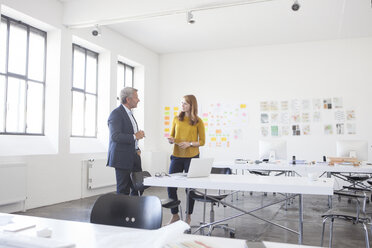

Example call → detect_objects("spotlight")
91 24 101 36
291 0 300 11
187 11 195 24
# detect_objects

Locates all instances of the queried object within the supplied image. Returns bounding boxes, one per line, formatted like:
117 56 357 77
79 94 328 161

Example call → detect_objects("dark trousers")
115 153 142 196
167 154 199 215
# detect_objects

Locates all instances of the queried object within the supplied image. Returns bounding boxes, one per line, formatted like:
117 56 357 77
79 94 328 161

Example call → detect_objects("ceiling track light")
292 0 300 11
91 24 101 36
187 11 195 24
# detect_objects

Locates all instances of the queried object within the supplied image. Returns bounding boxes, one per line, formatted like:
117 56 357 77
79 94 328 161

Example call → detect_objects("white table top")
0 214 321 248
144 174 334 195
213 160 372 174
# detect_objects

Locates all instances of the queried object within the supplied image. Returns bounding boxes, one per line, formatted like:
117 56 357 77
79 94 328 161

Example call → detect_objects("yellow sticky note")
221 137 227 142
164 128 170 132
211 137 217 142
164 107 170 111
174 107 179 111
240 104 246 109
174 112 178 116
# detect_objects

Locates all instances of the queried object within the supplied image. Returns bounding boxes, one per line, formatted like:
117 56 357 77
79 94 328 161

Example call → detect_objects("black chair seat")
190 191 228 203
345 175 369 181
249 170 270 176
367 180 372 186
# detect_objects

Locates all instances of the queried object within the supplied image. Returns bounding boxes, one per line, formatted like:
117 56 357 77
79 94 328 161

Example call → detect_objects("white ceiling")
61 0 372 54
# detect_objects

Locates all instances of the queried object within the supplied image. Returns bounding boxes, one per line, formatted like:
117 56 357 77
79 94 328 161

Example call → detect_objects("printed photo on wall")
323 98 332 109
346 110 356 121
261 113 269 123
333 97 343 109
302 125 311 135
260 101 269 112
334 110 346 122
271 126 279 136
347 123 356 135
261 126 269 137
292 125 301 136
336 123 345 135
324 124 333 135
282 126 290 136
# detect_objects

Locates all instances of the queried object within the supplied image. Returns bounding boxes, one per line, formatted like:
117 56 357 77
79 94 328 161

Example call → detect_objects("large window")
71 44 98 137
117 61 134 104
0 15 46 135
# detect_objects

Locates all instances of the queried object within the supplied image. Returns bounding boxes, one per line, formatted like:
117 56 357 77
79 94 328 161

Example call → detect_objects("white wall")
159 38 372 161
0 0 160 212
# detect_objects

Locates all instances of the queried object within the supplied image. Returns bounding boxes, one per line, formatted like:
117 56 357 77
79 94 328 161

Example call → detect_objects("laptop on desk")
171 158 214 178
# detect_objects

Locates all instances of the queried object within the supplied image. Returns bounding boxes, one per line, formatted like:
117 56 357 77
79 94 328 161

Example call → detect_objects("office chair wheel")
229 231 235 238
264 192 267 197
348 198 352 204
273 192 276 196
250 192 253 195
185 228 191 234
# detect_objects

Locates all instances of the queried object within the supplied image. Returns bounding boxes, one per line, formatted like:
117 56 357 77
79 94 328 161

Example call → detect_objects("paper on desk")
97 220 190 248
0 215 13 226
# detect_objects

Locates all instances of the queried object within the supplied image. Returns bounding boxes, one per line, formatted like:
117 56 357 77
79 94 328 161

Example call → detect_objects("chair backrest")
90 193 162 230
131 171 152 192
211 167 232 175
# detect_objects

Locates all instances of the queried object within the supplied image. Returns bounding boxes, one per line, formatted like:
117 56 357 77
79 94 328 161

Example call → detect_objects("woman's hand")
178 142 191 149
167 137 175 144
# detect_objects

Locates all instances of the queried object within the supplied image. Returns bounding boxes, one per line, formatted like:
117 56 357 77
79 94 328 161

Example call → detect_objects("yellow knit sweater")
170 116 205 158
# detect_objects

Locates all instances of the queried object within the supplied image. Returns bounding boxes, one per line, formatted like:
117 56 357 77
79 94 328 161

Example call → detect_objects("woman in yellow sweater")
167 95 205 225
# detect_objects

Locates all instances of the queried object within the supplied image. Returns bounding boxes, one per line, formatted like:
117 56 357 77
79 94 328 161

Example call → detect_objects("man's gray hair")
120 87 138 104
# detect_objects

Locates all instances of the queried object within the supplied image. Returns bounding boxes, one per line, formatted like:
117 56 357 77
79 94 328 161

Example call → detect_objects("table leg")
186 188 190 221
327 172 332 208
299 194 303 245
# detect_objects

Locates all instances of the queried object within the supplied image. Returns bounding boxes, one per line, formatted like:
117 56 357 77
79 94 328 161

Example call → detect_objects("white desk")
145 174 334 245
0 214 320 248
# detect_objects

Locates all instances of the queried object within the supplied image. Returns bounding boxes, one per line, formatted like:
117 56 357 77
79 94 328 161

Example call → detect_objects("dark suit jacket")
107 105 137 170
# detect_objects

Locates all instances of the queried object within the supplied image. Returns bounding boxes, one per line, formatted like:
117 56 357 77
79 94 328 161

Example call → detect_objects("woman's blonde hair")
178 95 199 125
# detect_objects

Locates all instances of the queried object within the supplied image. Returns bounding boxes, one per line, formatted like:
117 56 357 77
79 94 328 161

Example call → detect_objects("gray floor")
17 187 370 247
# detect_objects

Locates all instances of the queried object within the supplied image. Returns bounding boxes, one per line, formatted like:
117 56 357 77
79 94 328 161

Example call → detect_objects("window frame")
71 43 99 138
117 61 134 103
0 15 47 136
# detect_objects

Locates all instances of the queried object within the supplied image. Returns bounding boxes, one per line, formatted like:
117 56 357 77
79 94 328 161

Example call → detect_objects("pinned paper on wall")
313 112 321 122
261 126 269 137
270 113 279 123
333 97 343 109
334 110 345 122
163 105 179 137
313 98 322 110
282 126 290 136
291 113 301 123
302 112 310 123
302 100 311 111
261 113 269 123
347 123 356 135
291 99 301 112
271 126 279 136
336 123 344 135
292 125 300 136
260 101 269 111
324 124 333 135
346 110 356 121
270 101 279 111
281 101 289 111
281 112 290 124
323 98 332 109
302 125 311 135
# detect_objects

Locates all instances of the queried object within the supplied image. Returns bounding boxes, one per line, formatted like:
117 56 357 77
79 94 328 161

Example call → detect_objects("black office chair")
90 193 162 230
321 187 371 248
190 167 236 237
131 171 183 219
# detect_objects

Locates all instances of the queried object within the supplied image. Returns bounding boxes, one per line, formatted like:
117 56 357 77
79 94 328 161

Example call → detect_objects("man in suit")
107 87 145 195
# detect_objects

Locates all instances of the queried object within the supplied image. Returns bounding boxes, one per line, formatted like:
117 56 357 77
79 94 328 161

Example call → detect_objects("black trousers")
115 153 142 196
167 154 199 214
